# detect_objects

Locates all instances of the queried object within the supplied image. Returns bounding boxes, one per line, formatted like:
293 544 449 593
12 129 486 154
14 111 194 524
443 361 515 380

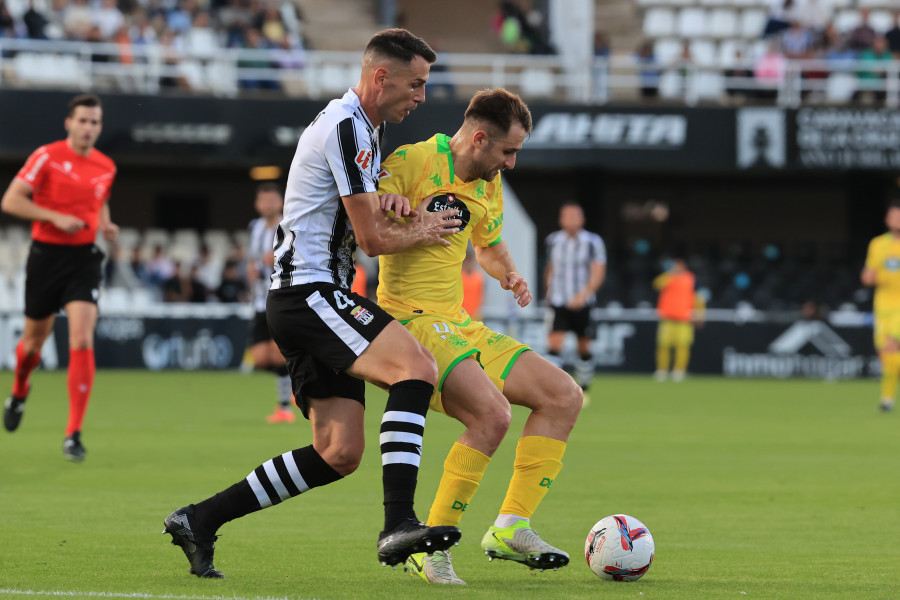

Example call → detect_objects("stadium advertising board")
484 314 878 379
0 90 736 170
0 314 246 370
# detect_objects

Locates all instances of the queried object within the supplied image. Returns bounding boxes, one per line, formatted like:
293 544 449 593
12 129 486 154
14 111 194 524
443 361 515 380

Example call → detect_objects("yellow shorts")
657 319 694 347
874 311 900 351
400 314 530 414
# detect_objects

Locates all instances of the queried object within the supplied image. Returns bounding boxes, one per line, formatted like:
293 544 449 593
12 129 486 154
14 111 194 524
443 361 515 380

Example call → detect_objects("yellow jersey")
865 232 900 312
377 134 503 319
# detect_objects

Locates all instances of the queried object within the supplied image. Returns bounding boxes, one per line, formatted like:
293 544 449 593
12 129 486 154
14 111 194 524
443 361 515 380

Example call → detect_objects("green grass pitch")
1 371 898 600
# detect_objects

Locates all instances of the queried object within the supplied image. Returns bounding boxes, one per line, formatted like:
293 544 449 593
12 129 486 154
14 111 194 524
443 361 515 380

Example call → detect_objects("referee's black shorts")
24 241 104 320
266 281 393 419
550 304 594 339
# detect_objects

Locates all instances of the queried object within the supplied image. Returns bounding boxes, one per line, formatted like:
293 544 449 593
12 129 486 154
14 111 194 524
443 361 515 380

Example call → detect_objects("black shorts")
249 311 273 345
24 241 104 320
266 282 393 419
550 305 594 339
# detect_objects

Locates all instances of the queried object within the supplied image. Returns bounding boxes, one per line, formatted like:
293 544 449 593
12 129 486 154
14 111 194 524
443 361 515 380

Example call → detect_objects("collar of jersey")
437 133 455 184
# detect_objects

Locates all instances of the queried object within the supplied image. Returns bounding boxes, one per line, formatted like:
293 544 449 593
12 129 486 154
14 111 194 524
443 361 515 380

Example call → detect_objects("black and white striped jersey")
545 229 607 307
271 88 384 291
248 217 277 312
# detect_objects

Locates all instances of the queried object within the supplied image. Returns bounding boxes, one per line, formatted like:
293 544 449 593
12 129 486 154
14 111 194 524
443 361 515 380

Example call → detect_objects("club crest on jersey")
350 305 374 325
886 257 900 271
427 193 470 232
355 150 372 170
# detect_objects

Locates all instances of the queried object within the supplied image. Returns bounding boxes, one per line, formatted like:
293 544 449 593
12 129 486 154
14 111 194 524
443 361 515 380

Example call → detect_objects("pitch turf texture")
1 371 897 600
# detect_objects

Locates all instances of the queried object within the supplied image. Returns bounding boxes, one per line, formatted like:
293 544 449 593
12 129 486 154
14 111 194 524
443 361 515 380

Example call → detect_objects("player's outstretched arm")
475 240 532 308
343 191 461 256
1 178 85 233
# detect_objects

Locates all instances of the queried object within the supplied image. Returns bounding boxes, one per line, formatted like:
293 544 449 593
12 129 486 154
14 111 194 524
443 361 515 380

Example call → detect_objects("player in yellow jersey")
377 89 583 584
861 199 900 412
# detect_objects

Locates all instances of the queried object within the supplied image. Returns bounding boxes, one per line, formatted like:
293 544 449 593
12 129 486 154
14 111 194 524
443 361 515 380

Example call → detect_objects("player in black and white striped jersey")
163 29 463 579
245 182 294 423
544 202 606 398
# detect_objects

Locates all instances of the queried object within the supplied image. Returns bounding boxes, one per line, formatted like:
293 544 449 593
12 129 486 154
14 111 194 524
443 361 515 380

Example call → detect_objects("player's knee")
482 399 512 445
68 336 92 351
401 343 438 386
543 373 583 424
20 336 44 355
318 442 364 476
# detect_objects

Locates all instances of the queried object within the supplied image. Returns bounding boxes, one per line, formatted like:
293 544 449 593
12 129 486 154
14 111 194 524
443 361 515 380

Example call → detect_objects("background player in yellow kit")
861 199 900 412
377 89 583 585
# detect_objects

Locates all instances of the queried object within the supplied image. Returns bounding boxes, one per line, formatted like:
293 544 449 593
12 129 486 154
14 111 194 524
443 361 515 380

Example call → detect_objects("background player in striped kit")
245 182 294 423
543 202 606 400
162 28 463 579
2 93 118 462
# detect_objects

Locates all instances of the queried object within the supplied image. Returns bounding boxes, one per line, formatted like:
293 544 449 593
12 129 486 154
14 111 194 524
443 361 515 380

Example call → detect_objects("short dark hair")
364 28 436 65
464 88 533 136
67 93 101 117
256 182 283 196
889 199 900 211
561 200 583 211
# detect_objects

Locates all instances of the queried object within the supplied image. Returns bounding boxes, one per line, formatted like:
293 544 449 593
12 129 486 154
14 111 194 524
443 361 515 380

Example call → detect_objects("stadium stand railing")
2 37 900 106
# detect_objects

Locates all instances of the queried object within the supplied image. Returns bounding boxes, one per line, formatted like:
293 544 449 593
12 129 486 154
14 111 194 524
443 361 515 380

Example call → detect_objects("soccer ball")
584 514 655 581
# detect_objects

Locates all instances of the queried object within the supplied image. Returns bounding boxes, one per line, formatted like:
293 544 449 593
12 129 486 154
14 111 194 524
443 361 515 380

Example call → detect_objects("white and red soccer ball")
585 514 655 581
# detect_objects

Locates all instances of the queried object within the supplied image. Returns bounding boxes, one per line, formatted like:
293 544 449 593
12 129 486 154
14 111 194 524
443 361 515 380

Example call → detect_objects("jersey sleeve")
591 234 607 265
865 238 880 271
325 118 378 197
15 145 51 189
471 178 504 247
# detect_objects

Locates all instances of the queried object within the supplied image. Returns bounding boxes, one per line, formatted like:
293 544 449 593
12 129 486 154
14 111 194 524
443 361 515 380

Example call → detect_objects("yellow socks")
498 436 566 519
426 442 491 527
880 352 900 401
674 344 691 372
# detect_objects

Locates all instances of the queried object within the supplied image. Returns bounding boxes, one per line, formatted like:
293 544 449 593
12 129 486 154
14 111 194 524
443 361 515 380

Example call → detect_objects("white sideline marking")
0 590 321 600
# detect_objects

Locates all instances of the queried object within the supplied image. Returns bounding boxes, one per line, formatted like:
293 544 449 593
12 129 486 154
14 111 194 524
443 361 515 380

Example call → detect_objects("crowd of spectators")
103 240 250 304
0 0 306 91
629 0 900 101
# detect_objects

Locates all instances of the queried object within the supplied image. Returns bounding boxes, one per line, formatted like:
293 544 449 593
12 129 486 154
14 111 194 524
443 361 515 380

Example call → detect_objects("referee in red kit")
1 93 118 461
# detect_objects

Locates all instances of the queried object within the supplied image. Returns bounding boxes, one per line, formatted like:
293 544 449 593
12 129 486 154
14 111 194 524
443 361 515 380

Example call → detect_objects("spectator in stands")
847 8 876 52
130 9 158 46
591 32 610 101
182 10 218 60
163 261 207 302
193 243 220 291
793 0 829 33
763 0 794 38
781 21 815 59
0 0 14 37
725 50 754 101
104 243 143 290
635 41 660 99
220 0 253 47
166 0 194 34
22 1 50 39
858 35 893 100
144 244 176 287
215 258 248 303
257 1 286 47
93 0 124 40
129 246 148 285
63 0 92 40
238 27 278 90
885 12 900 55
754 41 786 99
159 28 190 88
